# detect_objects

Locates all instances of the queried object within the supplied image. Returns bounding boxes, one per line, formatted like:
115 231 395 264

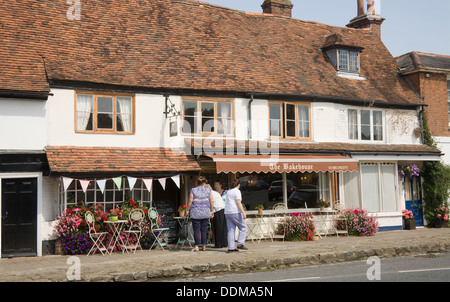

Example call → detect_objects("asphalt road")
176 252 450 282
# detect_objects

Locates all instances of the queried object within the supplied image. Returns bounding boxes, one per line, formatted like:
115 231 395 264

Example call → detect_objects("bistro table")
313 210 338 238
104 219 128 255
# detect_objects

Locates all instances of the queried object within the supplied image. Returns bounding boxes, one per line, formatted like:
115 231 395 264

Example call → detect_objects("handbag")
177 218 189 240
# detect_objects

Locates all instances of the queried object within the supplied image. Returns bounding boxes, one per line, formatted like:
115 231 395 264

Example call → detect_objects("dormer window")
338 48 360 74
322 33 364 79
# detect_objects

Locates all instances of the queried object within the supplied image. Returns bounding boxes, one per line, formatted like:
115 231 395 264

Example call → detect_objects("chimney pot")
357 0 365 15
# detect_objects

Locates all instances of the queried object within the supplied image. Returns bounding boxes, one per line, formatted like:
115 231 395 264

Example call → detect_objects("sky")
203 0 450 57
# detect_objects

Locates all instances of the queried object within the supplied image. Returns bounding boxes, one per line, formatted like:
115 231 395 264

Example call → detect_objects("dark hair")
197 176 207 186
229 179 240 189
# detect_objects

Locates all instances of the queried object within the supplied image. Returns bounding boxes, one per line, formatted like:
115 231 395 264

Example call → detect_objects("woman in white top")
224 179 247 252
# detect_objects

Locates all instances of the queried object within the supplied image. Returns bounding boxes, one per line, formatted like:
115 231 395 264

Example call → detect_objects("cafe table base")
104 220 128 255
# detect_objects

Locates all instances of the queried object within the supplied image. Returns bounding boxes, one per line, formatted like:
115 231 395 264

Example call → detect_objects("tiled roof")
187 138 442 155
1 0 420 105
396 51 450 73
45 146 200 174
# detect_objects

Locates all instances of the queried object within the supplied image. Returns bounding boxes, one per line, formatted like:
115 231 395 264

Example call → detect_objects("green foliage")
421 114 450 226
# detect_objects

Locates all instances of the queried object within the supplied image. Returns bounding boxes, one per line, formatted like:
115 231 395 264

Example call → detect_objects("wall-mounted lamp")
163 95 180 119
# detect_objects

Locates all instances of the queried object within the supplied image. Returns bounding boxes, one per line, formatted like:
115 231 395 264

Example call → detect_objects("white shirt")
211 190 225 212
224 187 242 214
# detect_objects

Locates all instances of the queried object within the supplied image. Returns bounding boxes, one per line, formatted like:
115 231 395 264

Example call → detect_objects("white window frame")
337 48 360 74
347 108 384 142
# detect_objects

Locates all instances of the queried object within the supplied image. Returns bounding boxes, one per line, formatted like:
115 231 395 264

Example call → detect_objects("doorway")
405 176 423 227
1 178 38 257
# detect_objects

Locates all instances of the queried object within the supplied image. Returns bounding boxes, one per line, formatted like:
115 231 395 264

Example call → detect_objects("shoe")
226 249 239 253
237 245 248 250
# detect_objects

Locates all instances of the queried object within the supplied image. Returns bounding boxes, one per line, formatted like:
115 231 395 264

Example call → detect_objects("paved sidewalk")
1 228 450 282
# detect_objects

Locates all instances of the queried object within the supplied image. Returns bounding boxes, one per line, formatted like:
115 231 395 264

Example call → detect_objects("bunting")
142 178 153 192
60 175 181 194
79 180 90 193
96 179 106 194
62 177 73 192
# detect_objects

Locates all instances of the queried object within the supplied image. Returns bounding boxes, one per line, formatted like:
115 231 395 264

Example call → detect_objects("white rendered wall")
0 98 47 150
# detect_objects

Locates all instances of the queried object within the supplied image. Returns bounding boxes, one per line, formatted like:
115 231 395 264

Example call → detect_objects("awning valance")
206 154 358 173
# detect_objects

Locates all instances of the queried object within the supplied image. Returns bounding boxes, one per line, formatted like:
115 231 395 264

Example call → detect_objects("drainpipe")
248 94 254 140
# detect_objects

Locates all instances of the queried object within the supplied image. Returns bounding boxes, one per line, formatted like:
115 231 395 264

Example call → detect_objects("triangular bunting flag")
96 179 106 194
127 176 137 191
79 180 90 193
143 178 153 192
171 175 180 189
112 177 122 190
62 177 73 192
158 177 166 190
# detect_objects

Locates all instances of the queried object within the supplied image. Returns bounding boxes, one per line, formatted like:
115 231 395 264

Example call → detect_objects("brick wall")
406 72 450 137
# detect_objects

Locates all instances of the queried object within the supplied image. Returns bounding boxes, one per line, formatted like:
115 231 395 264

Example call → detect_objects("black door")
1 178 37 257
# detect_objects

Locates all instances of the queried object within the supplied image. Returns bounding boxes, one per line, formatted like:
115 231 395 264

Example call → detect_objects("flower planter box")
404 219 416 230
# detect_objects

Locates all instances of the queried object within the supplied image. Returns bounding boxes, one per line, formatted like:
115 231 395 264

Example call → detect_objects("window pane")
76 94 93 131
97 97 113 129
182 117 196 134
269 103 281 136
298 105 310 138
339 49 349 71
269 103 281 119
348 109 358 140
183 100 197 116
361 164 380 212
217 102 232 135
380 164 396 212
116 97 132 132
349 51 359 72
270 120 281 137
361 110 371 140
201 102 215 132
373 111 383 141
286 121 296 137
97 113 113 129
182 101 197 134
285 104 295 137
285 104 295 120
343 171 360 209
97 97 113 112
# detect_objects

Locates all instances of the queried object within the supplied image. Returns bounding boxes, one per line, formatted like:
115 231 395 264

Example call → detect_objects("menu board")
154 199 177 244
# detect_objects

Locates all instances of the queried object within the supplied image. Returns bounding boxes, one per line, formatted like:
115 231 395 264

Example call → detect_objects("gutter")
248 94 254 140
246 92 424 110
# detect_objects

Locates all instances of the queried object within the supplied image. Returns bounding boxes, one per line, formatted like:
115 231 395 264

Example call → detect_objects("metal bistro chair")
271 203 288 241
85 211 108 256
333 201 349 237
122 208 145 253
148 207 171 250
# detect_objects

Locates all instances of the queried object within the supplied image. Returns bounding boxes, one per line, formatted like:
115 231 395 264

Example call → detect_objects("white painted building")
0 0 443 256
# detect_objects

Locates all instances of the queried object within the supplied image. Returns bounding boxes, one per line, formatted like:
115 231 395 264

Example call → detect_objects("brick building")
396 52 450 164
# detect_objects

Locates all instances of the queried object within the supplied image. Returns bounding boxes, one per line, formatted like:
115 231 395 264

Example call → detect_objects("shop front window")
228 171 331 210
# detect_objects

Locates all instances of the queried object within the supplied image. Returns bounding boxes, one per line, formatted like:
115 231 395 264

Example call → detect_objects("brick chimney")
262 0 293 18
347 0 385 36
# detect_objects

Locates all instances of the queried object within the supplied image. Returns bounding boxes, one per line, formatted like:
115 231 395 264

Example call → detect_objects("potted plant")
402 209 416 230
317 199 330 211
255 204 264 215
434 205 449 228
108 208 119 221
178 204 187 217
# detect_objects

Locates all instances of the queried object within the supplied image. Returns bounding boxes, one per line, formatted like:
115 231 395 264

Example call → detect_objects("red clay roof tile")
0 0 420 105
45 146 200 174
